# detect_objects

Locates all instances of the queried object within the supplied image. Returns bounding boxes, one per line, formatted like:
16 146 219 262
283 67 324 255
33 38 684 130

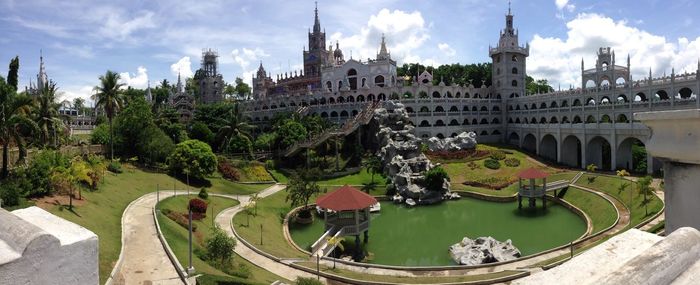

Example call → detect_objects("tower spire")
313 1 321 33
508 0 511 15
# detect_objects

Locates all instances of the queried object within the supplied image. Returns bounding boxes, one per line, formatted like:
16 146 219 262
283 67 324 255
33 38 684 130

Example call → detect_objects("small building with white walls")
0 206 99 284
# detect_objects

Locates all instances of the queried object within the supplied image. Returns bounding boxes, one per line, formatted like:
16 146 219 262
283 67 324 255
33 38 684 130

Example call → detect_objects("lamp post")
187 207 194 275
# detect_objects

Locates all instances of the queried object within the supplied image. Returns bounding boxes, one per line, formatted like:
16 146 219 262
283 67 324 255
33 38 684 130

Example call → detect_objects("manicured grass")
574 174 663 229
233 161 274 182
560 187 617 234
232 190 308 259
157 195 285 285
41 167 272 284
268 169 289 183
316 168 386 186
455 171 579 197
296 262 523 284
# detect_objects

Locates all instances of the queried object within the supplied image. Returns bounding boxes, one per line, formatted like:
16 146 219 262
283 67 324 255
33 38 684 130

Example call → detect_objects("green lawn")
574 174 663 229
157 195 285 284
232 190 309 259
41 167 271 284
316 168 386 186
560 187 617 234
455 171 579 197
268 169 289 184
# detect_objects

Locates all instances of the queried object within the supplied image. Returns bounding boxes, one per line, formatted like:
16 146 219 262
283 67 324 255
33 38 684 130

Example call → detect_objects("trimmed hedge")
489 150 506 160
484 159 501 170
504 157 521 167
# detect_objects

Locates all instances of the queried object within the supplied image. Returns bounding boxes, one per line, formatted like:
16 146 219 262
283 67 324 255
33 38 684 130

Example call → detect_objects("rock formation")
449 236 521 266
426 131 477 152
373 101 453 204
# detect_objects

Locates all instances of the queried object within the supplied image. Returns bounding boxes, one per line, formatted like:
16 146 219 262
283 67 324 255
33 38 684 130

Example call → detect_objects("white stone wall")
0 207 99 285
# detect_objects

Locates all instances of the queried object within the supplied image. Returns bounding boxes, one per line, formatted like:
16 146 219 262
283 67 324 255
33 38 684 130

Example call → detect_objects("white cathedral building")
245 5 700 174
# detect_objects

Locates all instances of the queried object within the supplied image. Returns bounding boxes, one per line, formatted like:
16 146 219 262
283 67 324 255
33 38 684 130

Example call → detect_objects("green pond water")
289 198 586 266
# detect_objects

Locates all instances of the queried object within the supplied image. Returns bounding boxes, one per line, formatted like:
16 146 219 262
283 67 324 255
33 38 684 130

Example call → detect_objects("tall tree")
234 77 251 99
214 103 253 152
35 81 64 147
0 77 37 178
73 97 85 116
93 70 125 160
7 56 19 91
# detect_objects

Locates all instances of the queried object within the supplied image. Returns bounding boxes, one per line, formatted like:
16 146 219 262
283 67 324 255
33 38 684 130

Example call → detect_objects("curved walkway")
214 184 320 282
113 192 182 285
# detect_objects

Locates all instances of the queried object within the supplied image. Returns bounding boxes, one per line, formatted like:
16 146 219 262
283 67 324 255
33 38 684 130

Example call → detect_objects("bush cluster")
463 177 513 190
108 161 123 173
217 157 241 181
163 209 198 231
467 161 481 170
426 149 490 161
198 188 209 199
489 150 506 160
504 157 521 167
483 159 501 170
188 198 208 220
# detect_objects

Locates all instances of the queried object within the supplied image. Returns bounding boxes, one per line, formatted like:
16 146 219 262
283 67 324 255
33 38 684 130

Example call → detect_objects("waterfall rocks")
426 131 478 152
448 236 522 266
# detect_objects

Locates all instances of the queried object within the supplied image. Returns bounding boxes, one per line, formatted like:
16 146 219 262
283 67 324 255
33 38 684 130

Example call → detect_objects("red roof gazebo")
517 168 550 209
315 185 377 259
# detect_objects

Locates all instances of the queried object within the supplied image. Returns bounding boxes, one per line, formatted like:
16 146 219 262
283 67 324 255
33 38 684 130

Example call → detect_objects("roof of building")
517 167 549 179
316 185 377 211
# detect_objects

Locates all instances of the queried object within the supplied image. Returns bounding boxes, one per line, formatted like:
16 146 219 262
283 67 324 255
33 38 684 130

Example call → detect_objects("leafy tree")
205 226 237 265
14 150 69 196
0 76 37 178
363 156 382 184
122 87 145 106
155 106 187 143
526 76 554 95
0 180 21 207
631 141 648 173
189 121 215 145
234 77 251 99
277 120 307 148
90 123 110 145
193 103 235 135
49 157 93 210
214 103 253 152
253 132 277 151
35 81 64 147
114 97 154 153
361 181 377 195
168 139 217 180
227 133 253 157
397 62 492 87
424 167 449 193
285 172 321 218
7 56 18 90
73 97 85 115
138 125 175 165
93 70 125 160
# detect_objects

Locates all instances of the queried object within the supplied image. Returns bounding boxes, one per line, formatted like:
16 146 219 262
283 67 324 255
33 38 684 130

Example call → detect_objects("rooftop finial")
313 1 321 33
508 0 511 15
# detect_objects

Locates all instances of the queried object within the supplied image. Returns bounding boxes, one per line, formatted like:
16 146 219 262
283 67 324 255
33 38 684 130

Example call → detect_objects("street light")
187 207 194 275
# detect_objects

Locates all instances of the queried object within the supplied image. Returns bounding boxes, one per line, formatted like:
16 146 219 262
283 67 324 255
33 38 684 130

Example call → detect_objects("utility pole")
188 208 194 275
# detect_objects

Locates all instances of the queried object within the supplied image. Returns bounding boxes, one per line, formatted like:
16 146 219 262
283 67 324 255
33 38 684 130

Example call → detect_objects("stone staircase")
283 101 380 157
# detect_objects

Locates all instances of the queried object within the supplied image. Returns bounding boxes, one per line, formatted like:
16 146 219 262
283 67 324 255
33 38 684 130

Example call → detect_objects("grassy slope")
268 169 289 183
560 187 617 234
232 190 308 259
157 195 285 284
316 168 386 187
575 174 663 228
43 167 270 284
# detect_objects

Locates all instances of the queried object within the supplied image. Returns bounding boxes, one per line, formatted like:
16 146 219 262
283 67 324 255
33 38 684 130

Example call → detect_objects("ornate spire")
313 1 321 33
508 0 511 15
145 80 152 102
377 33 391 60
38 49 47 90
176 71 183 93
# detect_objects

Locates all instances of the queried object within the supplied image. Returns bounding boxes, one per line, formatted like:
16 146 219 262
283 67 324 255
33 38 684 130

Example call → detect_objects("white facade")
0 207 99 285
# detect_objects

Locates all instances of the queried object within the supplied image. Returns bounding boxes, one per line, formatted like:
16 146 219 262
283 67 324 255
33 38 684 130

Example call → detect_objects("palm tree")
35 81 65 147
93 70 125 160
363 156 382 184
325 236 345 269
0 78 37 178
73 97 85 116
215 103 253 153
50 157 92 210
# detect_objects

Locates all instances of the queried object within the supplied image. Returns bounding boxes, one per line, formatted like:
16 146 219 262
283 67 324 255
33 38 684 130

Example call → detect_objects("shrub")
489 150 506 160
463 177 514 190
165 210 197 231
189 198 208 220
138 125 175 165
484 159 501 170
467 161 481 170
108 161 123 173
230 263 251 279
226 134 253 156
426 149 490 161
264 159 275 170
296 277 324 285
15 150 69 197
198 188 209 199
90 123 110 145
424 167 449 193
189 121 214 145
168 140 217 180
504 157 520 167
0 181 21 207
217 157 241 181
206 226 237 265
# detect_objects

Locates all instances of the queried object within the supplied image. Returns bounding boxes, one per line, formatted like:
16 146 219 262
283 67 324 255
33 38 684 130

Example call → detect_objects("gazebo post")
529 178 535 208
518 178 522 209
364 208 370 243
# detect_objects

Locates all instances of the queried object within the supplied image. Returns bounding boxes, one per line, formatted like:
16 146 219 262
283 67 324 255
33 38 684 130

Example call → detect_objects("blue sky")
1 0 699 103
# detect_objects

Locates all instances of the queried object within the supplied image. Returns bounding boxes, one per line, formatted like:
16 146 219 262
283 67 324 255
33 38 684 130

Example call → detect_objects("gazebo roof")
517 167 550 179
316 185 378 211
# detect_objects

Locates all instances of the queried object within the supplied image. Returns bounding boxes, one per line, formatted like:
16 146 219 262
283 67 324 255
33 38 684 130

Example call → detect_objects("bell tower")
489 2 528 100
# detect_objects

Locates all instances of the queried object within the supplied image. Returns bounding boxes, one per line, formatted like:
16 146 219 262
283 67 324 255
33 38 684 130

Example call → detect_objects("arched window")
511 80 518 87
326 81 332 92
374 75 385 87
512 67 518 74
512 55 518 62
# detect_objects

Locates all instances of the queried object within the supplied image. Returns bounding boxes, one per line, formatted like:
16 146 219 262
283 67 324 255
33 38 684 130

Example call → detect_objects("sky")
1 0 699 104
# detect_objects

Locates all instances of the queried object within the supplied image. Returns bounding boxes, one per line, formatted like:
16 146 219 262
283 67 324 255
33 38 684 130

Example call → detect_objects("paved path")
114 192 182 285
215 184 321 283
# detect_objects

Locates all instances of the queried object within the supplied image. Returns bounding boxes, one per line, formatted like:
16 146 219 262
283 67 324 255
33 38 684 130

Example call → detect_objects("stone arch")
435 119 446 126
462 118 470 125
615 76 626 85
337 96 345 103
654 90 669 101
340 110 349 117
616 94 628 103
600 114 612 123
352 110 359 116
463 106 470 112
616 137 647 172
587 136 612 170
472 118 478 125
374 75 385 87
367 94 376 101
585 80 596 88
419 91 428 98
600 96 611 104
432 91 441 98
451 132 458 138
561 116 570 123
419 120 431 127
378 93 387 101
464 92 470 98
509 105 514 111
522 133 537 153
586 97 596 105
421 134 430 139
530 117 537 124
472 106 478 112
635 92 647 102
403 91 413 99
446 91 453 98
508 117 514 123
479 130 489 136
328 97 336 104
330 111 338 118
530 103 537 109
572 116 582 124
572 99 582 106
561 100 569 107
347 95 355 102
549 116 558 124
550 101 558 108
539 117 547 124
540 102 547 109
512 67 518 74
449 106 459 112
492 105 500 111
561 135 582 168
511 80 518 87
492 130 501 135
540 134 558 161
435 106 445 112
508 132 520 145
492 118 500 124
515 117 521 124
449 119 459 126
419 106 430 113
586 115 597 123
347 68 358 90
480 106 488 111
436 133 445 139
357 95 365 102
480 118 488 124
678 87 695 99
405 107 414 113
455 92 462 98
616 114 629 123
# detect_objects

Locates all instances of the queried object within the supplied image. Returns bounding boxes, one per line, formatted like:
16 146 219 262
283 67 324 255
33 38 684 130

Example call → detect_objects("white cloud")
329 9 430 64
98 10 156 41
59 85 95 104
529 13 700 89
231 48 270 84
119 66 149 89
438 43 456 57
170 57 194 78
555 0 575 12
